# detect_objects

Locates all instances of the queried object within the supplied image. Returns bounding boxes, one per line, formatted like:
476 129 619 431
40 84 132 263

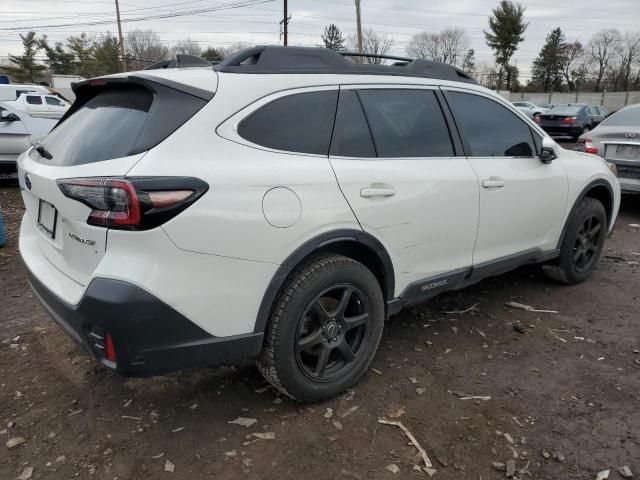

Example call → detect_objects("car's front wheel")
257 254 385 402
543 197 607 284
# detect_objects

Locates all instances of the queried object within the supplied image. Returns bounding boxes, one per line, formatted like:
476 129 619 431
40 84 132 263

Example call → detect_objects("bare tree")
125 29 169 70
348 28 393 64
406 27 469 66
171 38 202 57
588 29 621 92
560 41 585 91
615 33 640 90
221 42 251 58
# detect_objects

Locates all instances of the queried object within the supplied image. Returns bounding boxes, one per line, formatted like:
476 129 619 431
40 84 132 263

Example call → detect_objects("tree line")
4 0 640 93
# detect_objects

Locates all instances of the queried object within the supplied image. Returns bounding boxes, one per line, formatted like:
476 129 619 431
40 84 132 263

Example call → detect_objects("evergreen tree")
201 47 225 62
322 24 346 51
39 37 76 75
532 28 567 92
92 33 121 76
484 1 528 90
7 32 46 82
67 33 96 77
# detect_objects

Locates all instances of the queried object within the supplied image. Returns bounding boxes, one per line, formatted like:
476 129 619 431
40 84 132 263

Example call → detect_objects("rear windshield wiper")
33 142 53 160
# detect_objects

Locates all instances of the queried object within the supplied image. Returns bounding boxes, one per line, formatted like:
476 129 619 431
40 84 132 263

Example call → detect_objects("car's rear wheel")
257 254 384 402
543 197 607 284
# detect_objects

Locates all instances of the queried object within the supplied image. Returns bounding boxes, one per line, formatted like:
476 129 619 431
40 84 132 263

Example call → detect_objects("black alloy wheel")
572 214 602 273
295 285 370 382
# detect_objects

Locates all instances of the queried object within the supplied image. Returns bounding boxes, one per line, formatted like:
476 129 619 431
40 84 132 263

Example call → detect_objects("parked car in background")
0 102 57 174
576 103 640 193
5 93 70 120
512 101 548 118
535 104 608 140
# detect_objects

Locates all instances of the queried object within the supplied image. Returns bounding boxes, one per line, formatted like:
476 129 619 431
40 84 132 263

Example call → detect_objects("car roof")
212 45 478 84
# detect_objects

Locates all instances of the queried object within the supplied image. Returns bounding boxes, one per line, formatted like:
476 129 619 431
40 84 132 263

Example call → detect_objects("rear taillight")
582 138 599 154
534 115 541 124
57 176 208 230
562 116 577 124
105 332 117 363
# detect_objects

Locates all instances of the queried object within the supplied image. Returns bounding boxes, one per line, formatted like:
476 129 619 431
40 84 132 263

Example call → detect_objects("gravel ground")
1 171 639 480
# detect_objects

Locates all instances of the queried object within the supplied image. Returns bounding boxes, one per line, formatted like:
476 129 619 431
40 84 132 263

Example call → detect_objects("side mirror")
0 112 20 122
540 137 557 164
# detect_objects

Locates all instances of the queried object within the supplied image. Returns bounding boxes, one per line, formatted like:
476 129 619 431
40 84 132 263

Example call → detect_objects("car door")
44 95 67 118
23 95 47 117
442 88 568 268
587 106 605 127
329 86 480 297
0 107 30 163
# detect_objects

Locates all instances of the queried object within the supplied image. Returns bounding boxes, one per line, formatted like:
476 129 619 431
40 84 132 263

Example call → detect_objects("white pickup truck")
6 93 70 120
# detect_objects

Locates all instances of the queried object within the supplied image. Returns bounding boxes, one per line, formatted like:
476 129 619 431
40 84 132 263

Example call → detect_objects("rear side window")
330 90 376 157
357 89 454 158
239 91 338 155
37 82 208 166
446 92 535 157
26 95 42 105
45 96 63 106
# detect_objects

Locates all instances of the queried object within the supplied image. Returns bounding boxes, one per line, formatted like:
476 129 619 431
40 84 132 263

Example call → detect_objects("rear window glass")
26 96 42 105
601 107 640 126
358 89 454 158
239 91 338 155
546 105 583 115
39 85 153 166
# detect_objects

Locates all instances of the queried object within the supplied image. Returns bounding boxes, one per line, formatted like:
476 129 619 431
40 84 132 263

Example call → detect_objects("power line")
0 0 276 32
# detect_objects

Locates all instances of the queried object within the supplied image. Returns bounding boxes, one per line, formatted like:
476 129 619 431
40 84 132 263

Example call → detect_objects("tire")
543 197 607 285
257 254 385 402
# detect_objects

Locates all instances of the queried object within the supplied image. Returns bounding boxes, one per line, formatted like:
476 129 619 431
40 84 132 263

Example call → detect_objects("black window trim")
225 85 340 158
440 87 542 159
329 84 462 159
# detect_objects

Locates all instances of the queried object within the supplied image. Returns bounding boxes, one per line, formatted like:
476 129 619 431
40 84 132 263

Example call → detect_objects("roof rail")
145 54 212 70
216 45 477 84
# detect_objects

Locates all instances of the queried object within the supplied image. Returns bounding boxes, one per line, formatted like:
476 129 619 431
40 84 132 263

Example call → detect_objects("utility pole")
355 0 363 55
115 0 127 72
283 0 288 46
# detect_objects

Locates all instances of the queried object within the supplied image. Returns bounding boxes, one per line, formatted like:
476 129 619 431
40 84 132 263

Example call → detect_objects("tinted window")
447 92 535 157
26 95 42 105
586 106 597 116
39 85 153 165
239 91 338 155
358 89 453 157
546 105 584 116
16 89 35 99
45 96 63 106
601 106 640 126
330 90 375 157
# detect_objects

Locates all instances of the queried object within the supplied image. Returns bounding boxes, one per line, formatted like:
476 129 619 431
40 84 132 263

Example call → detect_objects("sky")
1 0 639 81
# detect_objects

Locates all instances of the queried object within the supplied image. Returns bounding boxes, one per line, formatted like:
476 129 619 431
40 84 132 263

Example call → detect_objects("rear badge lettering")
68 232 96 246
420 279 448 292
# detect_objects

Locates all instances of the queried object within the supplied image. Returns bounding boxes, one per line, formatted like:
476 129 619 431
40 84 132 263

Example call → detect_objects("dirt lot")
1 177 639 480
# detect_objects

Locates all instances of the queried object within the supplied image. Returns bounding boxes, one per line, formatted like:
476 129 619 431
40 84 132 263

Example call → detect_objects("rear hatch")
18 73 214 286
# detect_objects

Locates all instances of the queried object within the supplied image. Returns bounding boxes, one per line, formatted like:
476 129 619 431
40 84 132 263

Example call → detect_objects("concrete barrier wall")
503 91 640 111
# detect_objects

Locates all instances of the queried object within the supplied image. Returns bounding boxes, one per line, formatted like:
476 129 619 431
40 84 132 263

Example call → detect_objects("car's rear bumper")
540 125 582 137
24 264 264 377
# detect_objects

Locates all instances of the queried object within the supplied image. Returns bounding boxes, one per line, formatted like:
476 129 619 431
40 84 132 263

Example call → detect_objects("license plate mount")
615 144 640 159
37 199 58 239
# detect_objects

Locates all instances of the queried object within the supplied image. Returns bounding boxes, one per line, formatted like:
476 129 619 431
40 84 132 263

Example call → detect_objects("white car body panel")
0 103 57 163
18 64 621 348
7 94 70 120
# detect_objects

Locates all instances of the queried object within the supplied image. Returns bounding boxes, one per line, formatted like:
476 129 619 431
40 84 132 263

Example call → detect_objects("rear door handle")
482 178 505 189
360 187 396 198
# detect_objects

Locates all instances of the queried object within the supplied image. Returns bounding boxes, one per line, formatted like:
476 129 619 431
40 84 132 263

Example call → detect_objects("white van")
0 84 52 102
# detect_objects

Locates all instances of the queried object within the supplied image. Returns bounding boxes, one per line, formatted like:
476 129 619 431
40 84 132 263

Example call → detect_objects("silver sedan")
575 103 640 193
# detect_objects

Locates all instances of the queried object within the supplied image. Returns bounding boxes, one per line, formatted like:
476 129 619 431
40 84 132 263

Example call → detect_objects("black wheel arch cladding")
254 229 394 334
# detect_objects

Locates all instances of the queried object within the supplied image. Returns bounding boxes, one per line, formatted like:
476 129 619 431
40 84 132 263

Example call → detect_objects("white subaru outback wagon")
18 46 620 402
